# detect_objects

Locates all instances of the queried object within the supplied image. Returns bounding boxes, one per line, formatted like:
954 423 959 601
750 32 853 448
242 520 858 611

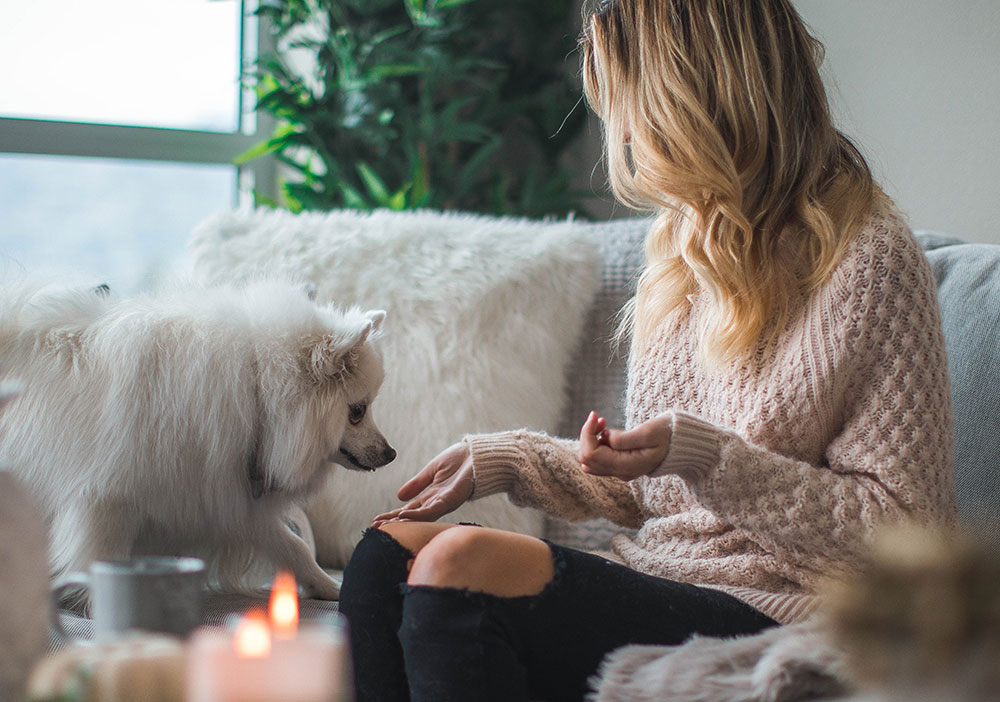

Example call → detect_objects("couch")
47 210 1000 697
51 209 647 645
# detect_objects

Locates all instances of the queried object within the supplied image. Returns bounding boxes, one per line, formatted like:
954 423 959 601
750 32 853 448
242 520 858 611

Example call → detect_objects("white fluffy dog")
0 279 394 600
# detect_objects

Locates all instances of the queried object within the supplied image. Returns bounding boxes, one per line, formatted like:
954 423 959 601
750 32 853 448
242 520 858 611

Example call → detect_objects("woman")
339 1 956 700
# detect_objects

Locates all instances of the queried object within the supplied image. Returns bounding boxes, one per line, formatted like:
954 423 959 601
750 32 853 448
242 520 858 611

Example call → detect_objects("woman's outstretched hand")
371 441 475 527
578 411 672 481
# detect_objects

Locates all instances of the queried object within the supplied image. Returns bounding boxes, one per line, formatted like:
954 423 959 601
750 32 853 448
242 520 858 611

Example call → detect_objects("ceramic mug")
52 556 206 643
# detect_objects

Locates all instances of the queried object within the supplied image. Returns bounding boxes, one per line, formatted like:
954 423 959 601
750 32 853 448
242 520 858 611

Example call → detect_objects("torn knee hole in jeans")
362 525 417 559
398 539 567 607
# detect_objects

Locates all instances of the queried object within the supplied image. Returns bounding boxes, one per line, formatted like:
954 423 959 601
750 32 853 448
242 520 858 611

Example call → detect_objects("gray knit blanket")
588 619 854 702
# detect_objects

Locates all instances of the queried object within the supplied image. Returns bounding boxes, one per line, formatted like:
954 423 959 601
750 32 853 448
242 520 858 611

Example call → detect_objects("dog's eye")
348 403 367 425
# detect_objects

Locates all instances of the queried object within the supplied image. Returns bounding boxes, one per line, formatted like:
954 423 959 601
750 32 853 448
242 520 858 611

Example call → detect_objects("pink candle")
186 573 351 702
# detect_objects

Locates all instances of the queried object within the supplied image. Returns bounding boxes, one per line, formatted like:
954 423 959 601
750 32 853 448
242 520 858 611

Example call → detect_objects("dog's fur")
0 279 394 600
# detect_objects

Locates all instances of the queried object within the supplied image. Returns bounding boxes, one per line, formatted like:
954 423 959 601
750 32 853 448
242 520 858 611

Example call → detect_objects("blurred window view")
0 154 234 292
0 0 254 292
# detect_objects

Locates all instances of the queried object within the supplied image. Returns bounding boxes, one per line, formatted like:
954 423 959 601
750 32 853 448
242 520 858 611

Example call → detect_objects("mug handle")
50 572 91 644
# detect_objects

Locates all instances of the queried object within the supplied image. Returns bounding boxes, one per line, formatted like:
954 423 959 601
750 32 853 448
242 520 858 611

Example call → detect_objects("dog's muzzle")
337 444 397 472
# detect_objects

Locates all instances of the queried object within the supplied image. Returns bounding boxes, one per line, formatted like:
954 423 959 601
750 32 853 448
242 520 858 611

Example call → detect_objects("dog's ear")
306 310 386 383
366 309 386 336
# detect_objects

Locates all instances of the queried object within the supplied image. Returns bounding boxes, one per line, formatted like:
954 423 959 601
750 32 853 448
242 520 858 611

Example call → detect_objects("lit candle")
186 572 351 702
269 571 299 641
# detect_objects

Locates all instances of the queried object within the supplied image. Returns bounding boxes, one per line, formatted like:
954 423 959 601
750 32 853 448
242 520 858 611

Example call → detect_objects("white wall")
581 2 1000 244
795 0 1000 244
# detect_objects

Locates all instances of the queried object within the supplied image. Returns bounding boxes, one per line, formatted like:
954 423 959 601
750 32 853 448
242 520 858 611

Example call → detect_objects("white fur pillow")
189 208 601 566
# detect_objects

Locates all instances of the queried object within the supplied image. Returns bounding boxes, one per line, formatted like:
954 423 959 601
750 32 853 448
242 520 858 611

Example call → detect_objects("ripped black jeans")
339 528 778 702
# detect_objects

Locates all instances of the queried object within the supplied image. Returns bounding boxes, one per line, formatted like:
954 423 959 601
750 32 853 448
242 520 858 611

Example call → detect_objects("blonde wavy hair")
580 0 887 362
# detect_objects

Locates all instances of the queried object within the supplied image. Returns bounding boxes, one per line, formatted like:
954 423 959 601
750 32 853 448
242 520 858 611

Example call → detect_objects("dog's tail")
0 280 111 345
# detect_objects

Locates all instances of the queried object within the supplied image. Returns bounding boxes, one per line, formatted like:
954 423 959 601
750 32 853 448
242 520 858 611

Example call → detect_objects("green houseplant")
242 0 590 218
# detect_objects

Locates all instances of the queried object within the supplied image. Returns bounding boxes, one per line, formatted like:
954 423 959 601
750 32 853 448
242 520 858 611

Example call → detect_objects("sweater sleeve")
652 226 957 574
464 430 646 529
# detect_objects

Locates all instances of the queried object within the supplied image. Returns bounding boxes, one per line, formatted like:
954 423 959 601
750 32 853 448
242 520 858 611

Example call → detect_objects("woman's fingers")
397 462 437 501
602 424 657 451
396 500 447 522
400 441 468 501
582 446 653 472
579 411 610 462
600 415 673 451
579 411 599 451
596 416 610 446
581 446 628 476
580 411 633 477
372 499 420 523
371 509 402 526
580 413 673 481
373 493 449 524
376 441 474 526
583 427 670 480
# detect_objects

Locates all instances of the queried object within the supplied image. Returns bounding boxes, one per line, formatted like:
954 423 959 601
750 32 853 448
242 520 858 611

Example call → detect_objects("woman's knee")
407 526 555 598
340 521 455 594
340 527 413 602
376 520 456 557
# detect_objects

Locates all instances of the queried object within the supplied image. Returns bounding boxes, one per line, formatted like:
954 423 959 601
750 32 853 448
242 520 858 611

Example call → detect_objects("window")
0 154 235 291
0 0 275 292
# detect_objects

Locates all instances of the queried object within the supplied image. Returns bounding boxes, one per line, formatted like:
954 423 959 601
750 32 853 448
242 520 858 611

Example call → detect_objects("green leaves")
434 0 477 8
363 63 424 81
234 123 301 165
242 0 589 219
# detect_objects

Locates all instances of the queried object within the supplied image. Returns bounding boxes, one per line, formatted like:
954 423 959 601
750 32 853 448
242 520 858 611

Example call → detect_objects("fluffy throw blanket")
589 619 853 702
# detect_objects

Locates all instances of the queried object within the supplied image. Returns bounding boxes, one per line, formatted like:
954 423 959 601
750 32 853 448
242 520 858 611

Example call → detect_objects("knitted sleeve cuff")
648 411 721 482
463 432 525 499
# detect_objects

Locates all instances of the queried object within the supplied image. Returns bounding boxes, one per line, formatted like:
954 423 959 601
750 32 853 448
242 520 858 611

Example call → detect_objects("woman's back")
616 207 955 622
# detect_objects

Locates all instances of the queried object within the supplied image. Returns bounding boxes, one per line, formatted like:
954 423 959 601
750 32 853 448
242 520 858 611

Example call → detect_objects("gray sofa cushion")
917 232 1000 527
546 217 650 550
557 218 651 436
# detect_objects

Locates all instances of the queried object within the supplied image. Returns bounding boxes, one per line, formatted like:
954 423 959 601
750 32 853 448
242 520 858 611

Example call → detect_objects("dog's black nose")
382 447 397 465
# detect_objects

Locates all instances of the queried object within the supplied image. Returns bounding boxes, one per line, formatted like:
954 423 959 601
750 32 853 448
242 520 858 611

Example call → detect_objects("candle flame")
234 609 271 658
268 570 299 639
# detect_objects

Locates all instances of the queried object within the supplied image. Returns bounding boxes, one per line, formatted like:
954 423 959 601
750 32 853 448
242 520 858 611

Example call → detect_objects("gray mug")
52 556 206 643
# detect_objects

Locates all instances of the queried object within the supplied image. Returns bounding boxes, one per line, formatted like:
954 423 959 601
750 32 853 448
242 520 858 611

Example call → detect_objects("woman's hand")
578 411 672 481
371 441 475 526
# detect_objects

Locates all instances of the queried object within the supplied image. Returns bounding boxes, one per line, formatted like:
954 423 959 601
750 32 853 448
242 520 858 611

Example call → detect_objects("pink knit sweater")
465 209 957 624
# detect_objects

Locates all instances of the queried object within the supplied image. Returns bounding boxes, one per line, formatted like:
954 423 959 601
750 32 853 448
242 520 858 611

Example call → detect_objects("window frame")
0 0 277 205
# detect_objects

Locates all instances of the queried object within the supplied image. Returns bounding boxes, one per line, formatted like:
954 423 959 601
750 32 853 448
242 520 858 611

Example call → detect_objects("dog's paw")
283 505 317 559
302 572 342 601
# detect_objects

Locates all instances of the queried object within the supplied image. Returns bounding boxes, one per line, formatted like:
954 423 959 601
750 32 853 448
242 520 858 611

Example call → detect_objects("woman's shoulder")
819 205 944 366
807 205 940 360
829 204 934 298
851 203 919 254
